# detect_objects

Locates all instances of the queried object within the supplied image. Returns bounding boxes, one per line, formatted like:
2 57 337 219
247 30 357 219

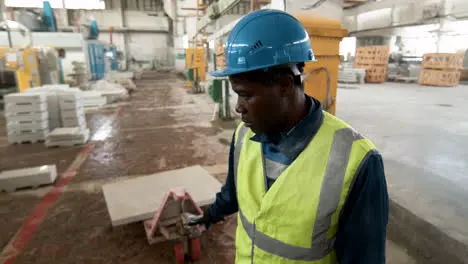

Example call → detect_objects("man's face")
230 74 282 134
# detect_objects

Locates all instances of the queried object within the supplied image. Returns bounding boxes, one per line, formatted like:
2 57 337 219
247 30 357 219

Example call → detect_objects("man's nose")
236 97 246 114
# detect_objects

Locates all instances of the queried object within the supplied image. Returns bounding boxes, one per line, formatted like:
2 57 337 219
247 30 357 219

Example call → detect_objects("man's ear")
277 74 295 97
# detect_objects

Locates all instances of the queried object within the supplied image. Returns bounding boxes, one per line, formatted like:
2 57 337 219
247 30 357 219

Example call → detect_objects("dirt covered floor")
0 71 236 264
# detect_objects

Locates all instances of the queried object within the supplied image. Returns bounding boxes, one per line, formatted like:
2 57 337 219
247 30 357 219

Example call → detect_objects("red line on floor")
1 144 94 264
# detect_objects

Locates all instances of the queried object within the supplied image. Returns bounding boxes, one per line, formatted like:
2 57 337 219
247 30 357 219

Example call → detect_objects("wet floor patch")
76 124 226 183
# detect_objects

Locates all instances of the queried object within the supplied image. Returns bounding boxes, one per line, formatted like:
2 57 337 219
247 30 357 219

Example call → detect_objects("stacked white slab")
93 80 128 104
46 127 90 147
59 92 87 130
4 93 49 144
0 165 57 192
81 91 106 112
338 68 366 84
25 85 75 130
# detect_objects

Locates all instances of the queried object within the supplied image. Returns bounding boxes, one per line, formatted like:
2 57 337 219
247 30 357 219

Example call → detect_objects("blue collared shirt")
208 96 389 264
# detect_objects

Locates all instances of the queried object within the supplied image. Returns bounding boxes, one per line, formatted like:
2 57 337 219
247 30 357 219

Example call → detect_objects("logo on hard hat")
237 57 246 65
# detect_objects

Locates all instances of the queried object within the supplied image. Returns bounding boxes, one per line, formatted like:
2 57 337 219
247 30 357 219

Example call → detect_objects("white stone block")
62 116 87 129
59 92 82 101
60 99 83 109
45 128 89 147
5 111 48 121
8 128 49 136
0 165 57 192
47 127 89 140
102 166 222 227
61 113 85 123
7 120 49 131
48 119 62 131
4 93 46 104
81 91 102 99
61 106 85 117
5 102 47 113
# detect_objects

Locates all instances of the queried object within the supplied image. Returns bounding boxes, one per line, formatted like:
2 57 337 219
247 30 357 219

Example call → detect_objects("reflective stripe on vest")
234 125 363 261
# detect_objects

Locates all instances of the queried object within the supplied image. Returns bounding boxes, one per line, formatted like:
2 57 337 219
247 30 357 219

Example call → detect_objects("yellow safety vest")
233 111 376 264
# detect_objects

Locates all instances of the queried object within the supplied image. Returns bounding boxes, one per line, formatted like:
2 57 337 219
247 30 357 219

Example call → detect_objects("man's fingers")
187 215 205 226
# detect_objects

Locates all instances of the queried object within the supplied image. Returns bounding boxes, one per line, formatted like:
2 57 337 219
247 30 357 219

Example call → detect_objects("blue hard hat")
212 9 315 77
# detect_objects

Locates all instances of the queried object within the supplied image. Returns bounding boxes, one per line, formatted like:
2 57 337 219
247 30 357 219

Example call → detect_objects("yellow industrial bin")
295 16 348 115
186 48 207 88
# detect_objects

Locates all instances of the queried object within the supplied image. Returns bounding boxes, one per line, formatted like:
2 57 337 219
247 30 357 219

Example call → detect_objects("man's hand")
187 210 212 229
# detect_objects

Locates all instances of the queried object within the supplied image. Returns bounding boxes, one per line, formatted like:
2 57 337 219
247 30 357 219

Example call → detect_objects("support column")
0 0 4 21
120 0 130 70
436 0 452 53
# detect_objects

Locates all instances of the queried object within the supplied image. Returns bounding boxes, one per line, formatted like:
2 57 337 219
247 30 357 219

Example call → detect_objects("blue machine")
42 1 57 32
86 41 106 80
41 1 108 81
108 45 119 71
83 18 106 80
89 19 100 40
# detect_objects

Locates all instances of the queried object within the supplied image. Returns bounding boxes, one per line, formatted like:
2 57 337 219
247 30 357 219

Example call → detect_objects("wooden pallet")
215 45 224 56
421 53 464 71
216 56 226 69
461 68 468 81
418 69 461 87
354 64 388 83
355 45 390 66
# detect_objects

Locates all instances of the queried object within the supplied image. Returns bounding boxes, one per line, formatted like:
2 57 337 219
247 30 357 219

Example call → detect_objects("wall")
65 9 171 68
173 0 197 71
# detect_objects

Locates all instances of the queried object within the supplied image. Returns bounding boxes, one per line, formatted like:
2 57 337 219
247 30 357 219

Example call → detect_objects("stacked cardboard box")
215 45 226 70
353 46 390 83
418 53 463 87
4 93 49 144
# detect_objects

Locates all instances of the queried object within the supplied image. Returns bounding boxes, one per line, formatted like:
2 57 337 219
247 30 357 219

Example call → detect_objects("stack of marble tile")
59 92 87 130
45 127 90 147
81 91 106 112
46 90 90 147
4 93 49 144
24 85 78 130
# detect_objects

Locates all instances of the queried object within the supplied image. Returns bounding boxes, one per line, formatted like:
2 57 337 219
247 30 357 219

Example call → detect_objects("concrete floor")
337 82 468 263
0 73 430 263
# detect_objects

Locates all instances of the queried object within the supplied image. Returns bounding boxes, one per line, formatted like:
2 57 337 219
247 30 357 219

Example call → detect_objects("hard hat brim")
211 58 317 78
211 67 246 77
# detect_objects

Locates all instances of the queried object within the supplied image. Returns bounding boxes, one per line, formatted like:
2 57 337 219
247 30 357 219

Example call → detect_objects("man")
190 9 389 264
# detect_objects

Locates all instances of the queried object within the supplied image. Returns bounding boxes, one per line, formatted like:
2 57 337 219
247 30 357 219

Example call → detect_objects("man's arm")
205 132 239 224
334 151 389 264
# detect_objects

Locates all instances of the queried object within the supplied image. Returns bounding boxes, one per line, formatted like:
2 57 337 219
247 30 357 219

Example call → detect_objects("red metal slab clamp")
144 187 204 263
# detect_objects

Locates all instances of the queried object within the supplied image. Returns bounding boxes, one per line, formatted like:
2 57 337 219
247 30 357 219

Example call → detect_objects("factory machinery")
0 1 119 105
0 20 59 108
